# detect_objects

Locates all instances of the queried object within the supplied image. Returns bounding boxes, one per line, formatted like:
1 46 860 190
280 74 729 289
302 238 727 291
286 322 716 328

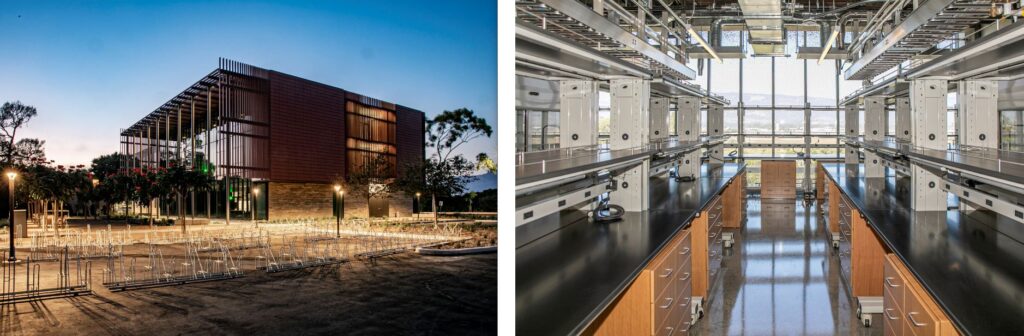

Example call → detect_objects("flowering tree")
158 160 215 232
130 166 167 227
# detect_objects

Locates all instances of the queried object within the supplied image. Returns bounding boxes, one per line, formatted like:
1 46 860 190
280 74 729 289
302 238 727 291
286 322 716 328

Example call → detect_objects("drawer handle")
679 247 690 255
884 308 899 320
664 326 674 335
679 297 690 306
907 312 927 327
679 272 691 281
709 214 718 219
709 232 717 238
884 277 900 288
659 297 674 309
716 205 723 210
660 268 674 278
842 230 850 236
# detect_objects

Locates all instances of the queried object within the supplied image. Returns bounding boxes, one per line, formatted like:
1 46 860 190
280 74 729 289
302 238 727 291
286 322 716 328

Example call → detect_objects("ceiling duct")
738 0 786 56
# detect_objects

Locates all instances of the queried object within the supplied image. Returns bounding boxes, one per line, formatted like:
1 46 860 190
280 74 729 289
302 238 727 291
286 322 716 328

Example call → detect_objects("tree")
399 108 493 224
476 153 497 174
130 167 166 227
345 154 394 217
11 138 45 165
427 108 493 161
395 155 476 227
158 160 214 232
0 101 38 165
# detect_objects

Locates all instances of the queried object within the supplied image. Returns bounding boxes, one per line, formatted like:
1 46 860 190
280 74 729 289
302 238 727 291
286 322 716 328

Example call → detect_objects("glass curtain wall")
700 29 855 189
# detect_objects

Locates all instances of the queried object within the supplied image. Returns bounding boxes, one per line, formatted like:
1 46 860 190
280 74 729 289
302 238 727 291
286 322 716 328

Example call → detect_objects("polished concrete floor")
692 197 882 336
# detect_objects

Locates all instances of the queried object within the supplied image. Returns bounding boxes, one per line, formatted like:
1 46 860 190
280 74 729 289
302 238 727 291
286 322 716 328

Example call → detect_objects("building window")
346 101 397 177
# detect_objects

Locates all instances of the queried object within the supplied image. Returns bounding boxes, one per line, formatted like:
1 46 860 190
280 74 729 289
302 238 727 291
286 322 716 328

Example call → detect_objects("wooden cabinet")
588 175 744 335
723 172 746 228
761 160 796 199
815 162 826 201
587 229 694 336
827 182 842 234
851 208 886 297
692 196 723 299
883 254 958 336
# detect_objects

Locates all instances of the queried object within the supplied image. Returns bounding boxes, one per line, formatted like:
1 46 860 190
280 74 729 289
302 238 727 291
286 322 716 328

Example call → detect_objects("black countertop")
821 163 1024 336
848 138 1024 186
515 139 723 186
516 163 745 336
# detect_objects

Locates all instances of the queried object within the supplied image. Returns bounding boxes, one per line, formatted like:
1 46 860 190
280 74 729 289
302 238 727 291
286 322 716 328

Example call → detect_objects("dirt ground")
0 253 497 335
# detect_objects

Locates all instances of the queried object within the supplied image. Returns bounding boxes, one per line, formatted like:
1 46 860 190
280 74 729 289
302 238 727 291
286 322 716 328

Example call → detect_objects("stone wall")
267 182 414 219
267 182 333 220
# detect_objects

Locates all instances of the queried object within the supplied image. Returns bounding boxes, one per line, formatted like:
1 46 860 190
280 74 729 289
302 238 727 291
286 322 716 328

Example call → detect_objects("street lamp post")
7 171 17 262
252 187 260 226
415 192 421 221
334 185 344 238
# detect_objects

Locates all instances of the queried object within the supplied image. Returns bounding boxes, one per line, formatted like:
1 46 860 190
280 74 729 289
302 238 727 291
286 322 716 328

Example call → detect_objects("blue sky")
0 0 496 167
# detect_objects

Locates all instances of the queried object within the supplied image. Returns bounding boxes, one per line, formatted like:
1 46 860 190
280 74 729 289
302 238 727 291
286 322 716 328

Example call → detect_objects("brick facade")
267 181 416 219
267 182 334 220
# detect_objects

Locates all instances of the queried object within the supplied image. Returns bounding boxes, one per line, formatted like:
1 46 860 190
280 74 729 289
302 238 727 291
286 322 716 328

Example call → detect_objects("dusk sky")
0 0 496 167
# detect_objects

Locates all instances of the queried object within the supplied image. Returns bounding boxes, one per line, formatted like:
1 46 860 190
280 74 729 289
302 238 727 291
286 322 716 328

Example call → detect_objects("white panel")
863 152 884 177
844 103 860 137
559 80 600 148
911 163 946 211
708 144 725 163
845 145 859 164
676 96 701 141
676 151 700 179
650 97 671 141
864 96 885 141
614 161 650 211
957 80 998 148
609 79 651 150
707 104 724 137
895 97 911 142
910 79 948 150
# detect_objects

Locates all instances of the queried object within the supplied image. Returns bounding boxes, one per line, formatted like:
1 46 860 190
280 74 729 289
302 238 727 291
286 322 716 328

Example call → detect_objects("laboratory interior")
514 0 1024 335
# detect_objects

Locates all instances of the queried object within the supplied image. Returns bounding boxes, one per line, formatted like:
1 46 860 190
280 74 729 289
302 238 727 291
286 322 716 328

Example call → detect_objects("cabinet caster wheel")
862 316 872 327
832 241 839 249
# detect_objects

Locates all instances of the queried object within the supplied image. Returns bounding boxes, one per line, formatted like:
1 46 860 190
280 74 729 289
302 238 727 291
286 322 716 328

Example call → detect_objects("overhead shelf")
515 138 725 191
839 75 908 105
844 0 990 81
847 137 1024 190
516 0 696 81
905 21 1024 80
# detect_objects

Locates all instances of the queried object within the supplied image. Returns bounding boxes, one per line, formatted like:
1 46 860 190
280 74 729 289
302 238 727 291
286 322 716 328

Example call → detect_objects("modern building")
120 58 424 221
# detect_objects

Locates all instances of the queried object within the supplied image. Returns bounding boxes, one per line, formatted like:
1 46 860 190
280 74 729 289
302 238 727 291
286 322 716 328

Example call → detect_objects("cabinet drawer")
677 281 692 316
883 292 903 333
905 288 938 336
884 256 906 311
651 248 678 300
677 235 692 269
653 291 677 332
883 311 901 336
676 259 692 298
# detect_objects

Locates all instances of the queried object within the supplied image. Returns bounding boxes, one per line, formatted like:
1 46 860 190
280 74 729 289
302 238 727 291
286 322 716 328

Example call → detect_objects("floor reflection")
693 197 881 336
